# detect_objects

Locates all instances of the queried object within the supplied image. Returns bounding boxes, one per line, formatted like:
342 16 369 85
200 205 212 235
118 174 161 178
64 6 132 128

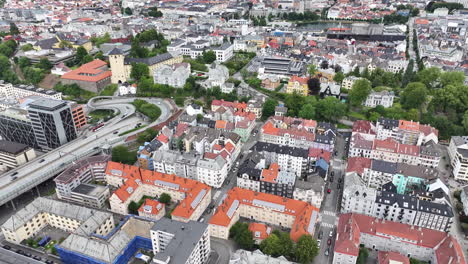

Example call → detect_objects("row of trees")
229 222 319 263
132 99 162 121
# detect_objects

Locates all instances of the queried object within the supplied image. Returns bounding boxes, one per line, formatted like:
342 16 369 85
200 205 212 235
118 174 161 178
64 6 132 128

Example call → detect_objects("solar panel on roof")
110 169 122 176
154 180 180 190
143 205 152 213
191 189 207 209
227 200 239 219
308 210 318 234
252 199 285 212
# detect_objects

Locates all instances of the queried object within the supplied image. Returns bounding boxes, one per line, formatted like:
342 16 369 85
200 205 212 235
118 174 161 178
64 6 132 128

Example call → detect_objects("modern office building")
0 140 36 171
0 107 38 149
27 98 77 151
150 218 210 264
448 136 468 181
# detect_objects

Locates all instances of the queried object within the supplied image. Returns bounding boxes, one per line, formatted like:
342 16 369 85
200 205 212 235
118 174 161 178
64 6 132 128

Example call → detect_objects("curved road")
0 96 175 207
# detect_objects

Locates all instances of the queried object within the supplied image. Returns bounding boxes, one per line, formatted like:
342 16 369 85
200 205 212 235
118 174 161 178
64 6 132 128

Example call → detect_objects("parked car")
318 230 323 239
331 171 334 176
32 255 41 261
39 158 45 163
317 239 321 247
327 238 332 245
327 188 331 194
329 230 334 237
2 245 11 250
15 249 23 254
325 248 329 256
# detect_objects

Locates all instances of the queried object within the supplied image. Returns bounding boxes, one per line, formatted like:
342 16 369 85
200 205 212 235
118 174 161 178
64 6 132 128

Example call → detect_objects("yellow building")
1 197 114 244
108 48 183 84
316 69 335 83
286 75 309 96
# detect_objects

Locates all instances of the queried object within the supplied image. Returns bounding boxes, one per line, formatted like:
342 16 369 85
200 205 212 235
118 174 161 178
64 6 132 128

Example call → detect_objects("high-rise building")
27 98 77 151
0 107 38 149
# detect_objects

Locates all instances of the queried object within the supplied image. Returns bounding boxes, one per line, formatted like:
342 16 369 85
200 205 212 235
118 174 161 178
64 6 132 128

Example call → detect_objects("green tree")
307 78 320 95
81 54 93 64
261 99 278 120
416 67 441 89
159 193 171 204
462 111 468 133
9 22 19 35
0 55 10 72
308 64 317 76
400 82 427 109
317 96 347 122
349 79 372 106
333 72 345 83
23 67 45 85
128 201 139 214
299 104 316 120
20 44 33 52
295 235 318 264
356 247 369 264
201 50 216 64
137 128 158 144
260 234 282 256
229 222 254 250
18 56 31 69
401 59 414 87
0 44 13 57
405 108 419 121
440 71 465 87
124 7 133 15
37 58 53 70
111 145 137 165
75 46 88 65
272 230 294 258
130 63 150 81
350 66 360 77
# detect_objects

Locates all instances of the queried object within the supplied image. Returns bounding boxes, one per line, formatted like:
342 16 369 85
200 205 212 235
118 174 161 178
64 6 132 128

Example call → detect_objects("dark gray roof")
378 117 399 129
371 160 397 174
125 52 174 66
151 218 208 263
108 47 124 55
252 142 309 158
0 140 29 154
417 199 453 217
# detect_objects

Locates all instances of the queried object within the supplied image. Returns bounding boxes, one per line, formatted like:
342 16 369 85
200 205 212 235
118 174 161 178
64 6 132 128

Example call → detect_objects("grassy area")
222 52 256 75
132 99 161 121
88 109 115 124
348 111 367 120
99 84 118 96
118 125 147 136
337 123 352 129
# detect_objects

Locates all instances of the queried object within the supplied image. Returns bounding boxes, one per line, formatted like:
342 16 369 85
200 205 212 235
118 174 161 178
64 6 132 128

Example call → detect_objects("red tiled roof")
346 157 371 175
336 213 466 264
209 187 319 242
61 59 111 82
138 199 164 215
308 148 331 163
398 120 419 132
378 251 409 264
106 161 211 220
289 75 309 85
352 120 375 134
249 223 271 240
261 163 280 183
373 138 398 152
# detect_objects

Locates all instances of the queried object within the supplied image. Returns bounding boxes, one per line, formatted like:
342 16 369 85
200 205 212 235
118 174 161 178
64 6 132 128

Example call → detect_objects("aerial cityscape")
0 0 467 263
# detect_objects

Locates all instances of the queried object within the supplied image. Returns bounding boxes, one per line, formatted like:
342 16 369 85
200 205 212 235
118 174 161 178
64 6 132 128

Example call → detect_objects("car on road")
331 171 334 176
338 178 342 183
327 188 331 194
24 252 32 257
318 231 323 239
329 176 334 182
325 248 329 256
32 255 41 261
113 131 119 134
45 260 55 264
317 239 321 247
2 245 11 250
329 230 334 237
15 249 23 254
11 172 18 176
39 158 45 163
327 238 332 245
199 218 205 222
157 102 161 105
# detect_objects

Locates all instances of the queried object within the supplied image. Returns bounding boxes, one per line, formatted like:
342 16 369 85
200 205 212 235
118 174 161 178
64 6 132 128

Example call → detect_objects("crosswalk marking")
322 211 336 217
320 222 336 228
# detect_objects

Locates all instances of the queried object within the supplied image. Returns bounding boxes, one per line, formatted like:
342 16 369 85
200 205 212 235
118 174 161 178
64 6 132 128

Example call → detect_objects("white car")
317 239 321 248
329 230 334 237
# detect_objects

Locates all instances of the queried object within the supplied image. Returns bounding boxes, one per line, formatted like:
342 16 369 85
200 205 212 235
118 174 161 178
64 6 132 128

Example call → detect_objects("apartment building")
0 81 62 100
27 98 77 151
260 116 317 149
70 103 87 129
0 140 36 171
342 173 453 232
212 43 234 62
286 75 309 96
237 163 296 198
251 142 310 177
333 213 465 264
341 76 363 90
376 118 439 146
106 162 211 223
364 91 394 108
153 63 191 88
448 136 468 180
54 155 111 208
1 197 114 244
209 187 319 242
151 218 210 264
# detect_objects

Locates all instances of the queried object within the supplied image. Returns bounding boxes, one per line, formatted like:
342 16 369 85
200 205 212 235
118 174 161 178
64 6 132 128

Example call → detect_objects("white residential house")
212 43 234 62
364 91 395 108
153 63 191 88
221 82 235 94
386 60 408 74
187 104 203 116
205 62 229 88
341 76 363 90
119 83 137 96
448 136 468 181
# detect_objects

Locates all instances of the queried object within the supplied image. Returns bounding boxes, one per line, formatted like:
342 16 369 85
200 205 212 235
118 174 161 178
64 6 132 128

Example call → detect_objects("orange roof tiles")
289 75 309 85
373 138 398 152
346 157 371 175
398 120 420 132
336 213 466 264
209 187 319 242
378 251 410 264
261 163 280 183
138 199 164 215
106 161 211 220
249 223 271 240
61 59 111 82
215 120 227 129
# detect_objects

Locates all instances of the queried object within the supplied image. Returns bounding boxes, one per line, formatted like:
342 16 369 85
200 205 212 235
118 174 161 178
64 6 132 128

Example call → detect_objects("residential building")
118 82 137 96
341 172 377 216
230 249 295 264
275 105 288 117
0 140 36 172
0 107 38 149
54 155 111 208
212 42 234 62
205 62 229 88
138 199 165 221
186 104 203 116
106 162 211 223
333 213 465 264
448 136 468 180
1 197 114 245
237 163 296 198
27 98 77 151
0 81 62 100
61 59 112 93
261 75 280 90
151 218 210 264
153 63 191 88
249 223 272 244
364 91 394 108
197 154 229 188
293 177 325 208
341 76 363 90
109 49 183 84
376 118 439 146
286 76 309 96
209 187 320 242
461 186 468 216
260 116 317 149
